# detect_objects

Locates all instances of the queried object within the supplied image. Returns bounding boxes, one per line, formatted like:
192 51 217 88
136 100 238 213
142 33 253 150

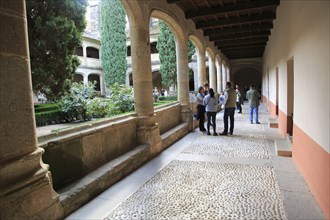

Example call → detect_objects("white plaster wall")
263 1 330 152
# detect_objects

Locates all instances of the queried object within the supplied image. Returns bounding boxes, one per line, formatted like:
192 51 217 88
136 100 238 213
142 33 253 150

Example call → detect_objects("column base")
137 124 162 155
180 104 193 131
0 149 63 219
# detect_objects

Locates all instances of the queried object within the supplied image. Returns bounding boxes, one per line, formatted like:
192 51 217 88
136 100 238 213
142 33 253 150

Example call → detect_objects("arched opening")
88 74 101 91
127 45 131 57
86 47 99 59
150 42 158 54
152 71 163 91
149 15 180 99
73 73 84 83
76 46 83 57
128 72 133 86
189 68 195 91
188 35 205 89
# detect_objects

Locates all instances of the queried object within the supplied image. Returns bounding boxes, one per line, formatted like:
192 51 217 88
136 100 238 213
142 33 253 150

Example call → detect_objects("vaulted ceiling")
167 0 280 59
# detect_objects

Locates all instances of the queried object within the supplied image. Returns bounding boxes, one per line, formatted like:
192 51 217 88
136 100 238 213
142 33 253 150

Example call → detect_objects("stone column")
197 48 206 86
99 74 105 95
83 73 89 85
130 22 161 152
83 45 87 58
222 63 227 88
209 56 216 93
0 1 63 218
192 63 198 91
216 60 223 93
227 67 231 82
176 37 191 126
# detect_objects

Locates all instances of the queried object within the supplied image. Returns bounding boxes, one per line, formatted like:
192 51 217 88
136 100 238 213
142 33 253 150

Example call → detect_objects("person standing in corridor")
196 86 206 132
220 82 236 135
235 85 242 113
246 85 261 124
204 88 218 136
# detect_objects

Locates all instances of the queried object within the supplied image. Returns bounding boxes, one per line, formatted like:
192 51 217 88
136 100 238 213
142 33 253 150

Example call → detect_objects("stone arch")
215 54 221 66
121 0 145 26
205 47 215 61
188 35 204 55
150 9 185 43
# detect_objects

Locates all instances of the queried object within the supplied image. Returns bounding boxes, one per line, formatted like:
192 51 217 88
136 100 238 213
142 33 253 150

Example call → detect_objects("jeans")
207 111 217 133
236 102 242 112
197 105 206 131
223 107 235 134
250 106 259 123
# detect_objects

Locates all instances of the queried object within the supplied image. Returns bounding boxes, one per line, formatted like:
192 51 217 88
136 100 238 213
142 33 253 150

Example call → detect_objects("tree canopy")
100 0 127 87
157 21 196 87
26 0 87 101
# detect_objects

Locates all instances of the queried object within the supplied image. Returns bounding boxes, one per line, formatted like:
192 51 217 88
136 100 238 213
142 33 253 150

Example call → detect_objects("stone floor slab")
281 190 324 220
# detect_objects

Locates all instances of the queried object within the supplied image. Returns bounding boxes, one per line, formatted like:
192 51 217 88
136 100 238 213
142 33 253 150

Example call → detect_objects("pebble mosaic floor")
106 161 286 220
105 109 287 220
183 133 269 159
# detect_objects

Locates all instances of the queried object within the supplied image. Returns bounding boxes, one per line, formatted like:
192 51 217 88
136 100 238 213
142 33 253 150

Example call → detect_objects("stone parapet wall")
38 103 186 190
39 115 138 190
155 102 182 134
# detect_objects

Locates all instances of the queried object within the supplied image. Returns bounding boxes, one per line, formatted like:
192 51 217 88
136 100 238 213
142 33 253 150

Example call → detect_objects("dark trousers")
197 105 205 131
207 111 217 133
236 102 242 113
224 107 235 134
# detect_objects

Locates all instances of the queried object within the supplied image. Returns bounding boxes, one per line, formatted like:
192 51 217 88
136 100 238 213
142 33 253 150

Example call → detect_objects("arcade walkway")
67 104 324 220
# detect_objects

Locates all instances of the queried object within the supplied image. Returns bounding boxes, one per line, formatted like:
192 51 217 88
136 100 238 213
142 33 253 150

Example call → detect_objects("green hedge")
34 103 60 113
35 109 63 126
158 96 177 101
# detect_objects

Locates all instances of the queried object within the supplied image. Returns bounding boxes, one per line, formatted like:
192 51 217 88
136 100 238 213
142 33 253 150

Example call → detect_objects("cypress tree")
157 21 195 87
100 0 127 87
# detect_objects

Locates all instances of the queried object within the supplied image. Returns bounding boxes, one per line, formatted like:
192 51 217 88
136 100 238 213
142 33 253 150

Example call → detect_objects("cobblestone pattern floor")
106 161 286 220
105 107 288 220
183 133 269 159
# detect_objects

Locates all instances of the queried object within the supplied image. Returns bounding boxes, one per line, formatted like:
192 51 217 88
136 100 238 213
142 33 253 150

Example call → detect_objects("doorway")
287 58 294 136
276 67 279 116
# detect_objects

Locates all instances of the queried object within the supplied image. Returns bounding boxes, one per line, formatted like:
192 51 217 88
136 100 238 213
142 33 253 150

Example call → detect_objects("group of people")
196 82 261 136
153 87 168 102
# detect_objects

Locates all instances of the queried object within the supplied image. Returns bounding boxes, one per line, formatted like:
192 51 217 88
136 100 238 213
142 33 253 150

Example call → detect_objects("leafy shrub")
107 83 134 116
35 82 135 126
87 97 111 118
59 82 95 122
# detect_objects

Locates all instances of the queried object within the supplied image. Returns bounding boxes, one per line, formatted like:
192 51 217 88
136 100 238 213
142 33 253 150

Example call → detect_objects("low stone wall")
39 115 138 190
155 102 182 134
38 103 188 190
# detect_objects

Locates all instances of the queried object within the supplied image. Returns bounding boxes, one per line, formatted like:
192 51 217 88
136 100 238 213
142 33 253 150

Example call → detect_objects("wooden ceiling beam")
210 30 271 41
223 50 264 55
215 37 268 46
219 43 266 50
227 54 263 59
185 0 279 19
196 13 276 29
204 23 273 36
221 47 265 52
167 0 186 4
